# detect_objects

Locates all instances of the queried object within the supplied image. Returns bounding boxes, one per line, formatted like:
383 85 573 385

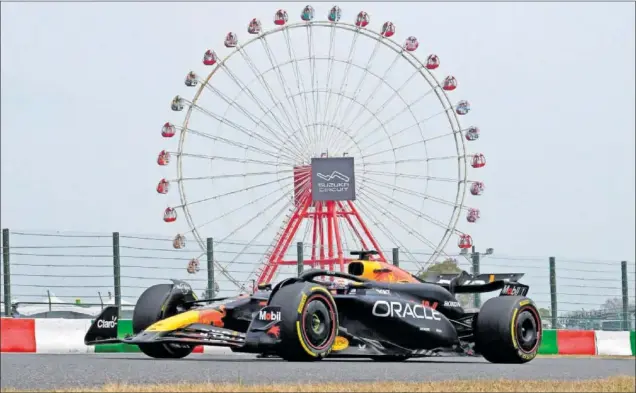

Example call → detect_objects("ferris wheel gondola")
155 5 487 291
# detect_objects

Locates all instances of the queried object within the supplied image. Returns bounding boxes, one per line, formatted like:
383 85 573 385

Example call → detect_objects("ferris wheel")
156 5 486 292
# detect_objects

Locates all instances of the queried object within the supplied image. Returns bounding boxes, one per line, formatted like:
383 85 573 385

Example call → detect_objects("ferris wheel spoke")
358 140 427 160
360 176 469 211
341 87 438 154
330 69 427 157
218 63 302 148
201 82 301 154
178 177 287 208
340 49 403 133
320 27 362 150
187 183 292 235
334 38 383 131
364 178 470 219
355 111 452 154
357 188 441 259
352 195 426 269
185 99 297 159
257 38 313 150
184 126 297 164
235 47 297 133
269 31 316 150
217 184 297 265
244 190 312 283
176 152 291 168
283 29 313 147
175 169 291 183
316 24 339 151
361 169 460 183
360 185 457 233
229 191 311 283
308 25 323 146
337 69 421 148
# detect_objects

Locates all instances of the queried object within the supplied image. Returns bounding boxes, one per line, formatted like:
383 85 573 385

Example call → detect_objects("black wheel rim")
302 299 332 349
516 310 538 352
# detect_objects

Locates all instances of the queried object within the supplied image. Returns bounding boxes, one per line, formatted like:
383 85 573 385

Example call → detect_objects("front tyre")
132 283 195 359
268 282 339 361
474 296 542 364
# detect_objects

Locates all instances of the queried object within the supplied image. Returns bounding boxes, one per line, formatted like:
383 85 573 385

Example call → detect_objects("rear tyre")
474 296 542 364
269 282 339 361
132 283 195 359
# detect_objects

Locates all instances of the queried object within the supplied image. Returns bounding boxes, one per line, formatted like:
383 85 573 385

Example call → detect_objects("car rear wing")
423 271 529 296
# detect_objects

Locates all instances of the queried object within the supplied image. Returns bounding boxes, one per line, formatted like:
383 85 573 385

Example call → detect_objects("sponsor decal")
422 300 438 310
372 300 442 321
316 171 350 194
518 350 536 360
311 157 356 201
266 325 281 339
97 315 118 329
435 278 487 286
501 284 528 297
297 293 308 313
258 309 282 322
374 288 391 295
175 282 191 295
443 301 461 308
332 336 349 351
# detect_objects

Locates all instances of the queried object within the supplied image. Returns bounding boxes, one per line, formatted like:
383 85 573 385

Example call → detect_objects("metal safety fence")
1 228 634 331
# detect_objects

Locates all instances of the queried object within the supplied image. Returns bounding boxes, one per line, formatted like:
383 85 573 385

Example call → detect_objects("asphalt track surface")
1 353 635 390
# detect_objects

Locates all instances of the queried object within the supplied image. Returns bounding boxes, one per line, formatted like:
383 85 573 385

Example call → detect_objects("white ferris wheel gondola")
155 5 487 292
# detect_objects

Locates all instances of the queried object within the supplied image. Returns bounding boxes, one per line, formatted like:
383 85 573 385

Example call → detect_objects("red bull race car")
85 250 541 363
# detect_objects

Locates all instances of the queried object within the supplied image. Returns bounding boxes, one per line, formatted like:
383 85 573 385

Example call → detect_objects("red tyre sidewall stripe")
300 293 337 351
516 305 542 354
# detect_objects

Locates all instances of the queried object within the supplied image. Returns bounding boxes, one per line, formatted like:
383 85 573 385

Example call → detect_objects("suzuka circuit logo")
316 171 350 193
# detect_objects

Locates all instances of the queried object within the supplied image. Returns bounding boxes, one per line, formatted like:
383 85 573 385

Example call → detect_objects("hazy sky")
1 2 634 308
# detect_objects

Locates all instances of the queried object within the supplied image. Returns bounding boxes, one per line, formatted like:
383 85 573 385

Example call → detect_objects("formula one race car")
85 250 542 363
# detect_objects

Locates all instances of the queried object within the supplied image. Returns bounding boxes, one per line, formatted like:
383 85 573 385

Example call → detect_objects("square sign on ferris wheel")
311 157 356 201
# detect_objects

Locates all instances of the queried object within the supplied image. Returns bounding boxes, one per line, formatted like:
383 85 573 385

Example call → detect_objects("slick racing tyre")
474 296 542 364
132 283 195 359
269 282 339 361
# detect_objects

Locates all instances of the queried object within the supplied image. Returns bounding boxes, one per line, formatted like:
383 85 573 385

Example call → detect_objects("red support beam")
254 165 386 285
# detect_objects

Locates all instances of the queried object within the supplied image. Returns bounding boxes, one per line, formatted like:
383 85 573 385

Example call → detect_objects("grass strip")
5 376 635 392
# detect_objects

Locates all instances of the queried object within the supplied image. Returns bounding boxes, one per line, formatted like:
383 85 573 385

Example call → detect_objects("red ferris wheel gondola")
163 207 177 223
458 234 473 249
161 122 176 138
443 76 457 91
466 208 480 223
274 9 288 25
157 150 171 166
225 32 238 48
156 179 170 194
381 21 395 37
465 126 480 141
404 36 419 51
470 182 485 196
471 153 486 168
355 11 370 27
426 54 440 70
